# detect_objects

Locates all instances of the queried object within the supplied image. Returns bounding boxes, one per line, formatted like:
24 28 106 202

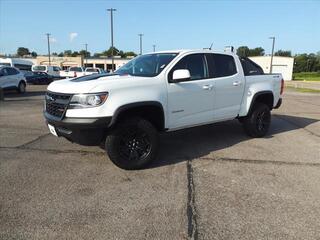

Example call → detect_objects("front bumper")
44 112 112 146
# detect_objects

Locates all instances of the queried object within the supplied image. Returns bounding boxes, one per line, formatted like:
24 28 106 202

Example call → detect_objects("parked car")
32 65 61 78
0 66 27 93
60 67 85 78
84 67 105 75
0 58 33 72
44 49 283 170
24 71 53 84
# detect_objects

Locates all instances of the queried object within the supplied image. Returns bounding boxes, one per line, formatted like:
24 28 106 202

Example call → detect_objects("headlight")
69 92 108 109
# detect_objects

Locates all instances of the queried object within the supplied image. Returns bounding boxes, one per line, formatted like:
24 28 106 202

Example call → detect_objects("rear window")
240 57 264 76
53 66 61 71
206 54 237 78
69 67 83 72
86 68 99 72
33 65 46 71
0 63 11 66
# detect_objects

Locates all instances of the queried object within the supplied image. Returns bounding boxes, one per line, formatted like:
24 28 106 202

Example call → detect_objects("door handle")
233 81 241 86
202 85 213 90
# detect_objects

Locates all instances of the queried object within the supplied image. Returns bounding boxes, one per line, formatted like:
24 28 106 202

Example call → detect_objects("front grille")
45 92 72 119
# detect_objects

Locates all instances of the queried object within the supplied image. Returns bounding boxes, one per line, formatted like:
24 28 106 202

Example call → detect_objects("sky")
0 0 319 56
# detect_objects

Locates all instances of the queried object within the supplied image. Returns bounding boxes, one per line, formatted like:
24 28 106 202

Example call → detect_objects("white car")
44 49 283 170
32 65 61 78
0 66 27 93
84 67 105 75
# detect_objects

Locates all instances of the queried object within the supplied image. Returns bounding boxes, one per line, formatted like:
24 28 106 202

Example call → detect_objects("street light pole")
138 33 143 55
107 8 116 72
46 33 51 66
269 37 275 74
84 43 88 67
153 44 156 52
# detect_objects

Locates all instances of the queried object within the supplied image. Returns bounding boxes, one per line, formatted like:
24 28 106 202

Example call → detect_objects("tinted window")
33 65 46 71
86 68 99 72
116 53 177 77
7 67 19 75
169 54 208 81
0 68 8 76
53 66 61 71
69 67 83 72
206 54 237 78
240 57 264 75
14 64 31 71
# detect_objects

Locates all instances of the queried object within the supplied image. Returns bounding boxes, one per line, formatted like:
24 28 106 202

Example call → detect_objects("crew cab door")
206 54 245 121
167 53 214 129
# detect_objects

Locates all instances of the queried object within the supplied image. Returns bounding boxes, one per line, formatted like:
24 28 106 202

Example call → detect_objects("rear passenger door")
206 54 245 121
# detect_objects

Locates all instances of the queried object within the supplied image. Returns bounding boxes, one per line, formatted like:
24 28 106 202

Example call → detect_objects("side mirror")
172 69 191 83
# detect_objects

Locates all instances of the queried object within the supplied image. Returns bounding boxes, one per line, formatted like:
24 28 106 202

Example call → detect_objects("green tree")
17 47 30 57
31 51 38 57
248 47 265 56
275 50 292 57
236 46 250 57
71 51 79 57
79 50 91 58
63 50 72 56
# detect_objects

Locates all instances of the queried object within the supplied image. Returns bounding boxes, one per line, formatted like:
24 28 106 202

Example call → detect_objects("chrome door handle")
233 81 241 86
203 85 213 90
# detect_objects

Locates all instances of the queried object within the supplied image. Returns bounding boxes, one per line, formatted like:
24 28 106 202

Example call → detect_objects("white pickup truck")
60 67 86 78
44 49 283 169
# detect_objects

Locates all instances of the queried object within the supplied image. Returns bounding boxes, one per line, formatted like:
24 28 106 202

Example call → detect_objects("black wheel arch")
109 101 165 131
248 91 274 114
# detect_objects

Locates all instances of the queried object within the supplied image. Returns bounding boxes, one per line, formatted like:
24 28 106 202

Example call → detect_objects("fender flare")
247 90 274 114
109 101 165 128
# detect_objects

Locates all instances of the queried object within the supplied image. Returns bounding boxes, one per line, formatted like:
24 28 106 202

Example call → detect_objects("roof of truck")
146 49 236 56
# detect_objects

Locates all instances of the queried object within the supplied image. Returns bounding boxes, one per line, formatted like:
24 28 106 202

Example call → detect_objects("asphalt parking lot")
0 85 319 240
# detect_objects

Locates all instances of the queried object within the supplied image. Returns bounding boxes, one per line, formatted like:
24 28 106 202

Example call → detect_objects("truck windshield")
115 53 178 77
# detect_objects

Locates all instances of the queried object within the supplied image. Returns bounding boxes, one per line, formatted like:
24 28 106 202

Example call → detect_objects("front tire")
105 117 159 170
17 81 26 93
243 103 271 137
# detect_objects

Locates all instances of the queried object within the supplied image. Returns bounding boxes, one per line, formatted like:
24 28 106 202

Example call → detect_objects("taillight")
280 79 284 95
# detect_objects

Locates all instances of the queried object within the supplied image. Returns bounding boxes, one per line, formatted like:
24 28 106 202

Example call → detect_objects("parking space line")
200 156 320 167
187 160 199 240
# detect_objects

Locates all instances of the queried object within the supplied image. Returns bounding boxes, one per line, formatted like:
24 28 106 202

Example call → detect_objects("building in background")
36 56 131 71
249 56 294 81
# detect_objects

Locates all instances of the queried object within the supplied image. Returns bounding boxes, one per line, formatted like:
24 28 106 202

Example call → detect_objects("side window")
206 54 237 78
169 54 208 81
240 57 264 75
0 68 8 76
7 68 19 75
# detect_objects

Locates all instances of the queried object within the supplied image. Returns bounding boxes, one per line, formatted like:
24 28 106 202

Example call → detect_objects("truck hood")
47 74 139 94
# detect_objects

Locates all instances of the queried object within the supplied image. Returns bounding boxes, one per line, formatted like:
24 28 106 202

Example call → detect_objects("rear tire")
243 103 271 137
17 81 26 93
105 117 159 170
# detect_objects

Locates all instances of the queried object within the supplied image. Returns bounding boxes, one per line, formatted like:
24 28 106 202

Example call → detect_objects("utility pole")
46 33 51 66
107 8 116 72
152 44 156 52
269 37 275 73
84 43 88 67
138 33 143 55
